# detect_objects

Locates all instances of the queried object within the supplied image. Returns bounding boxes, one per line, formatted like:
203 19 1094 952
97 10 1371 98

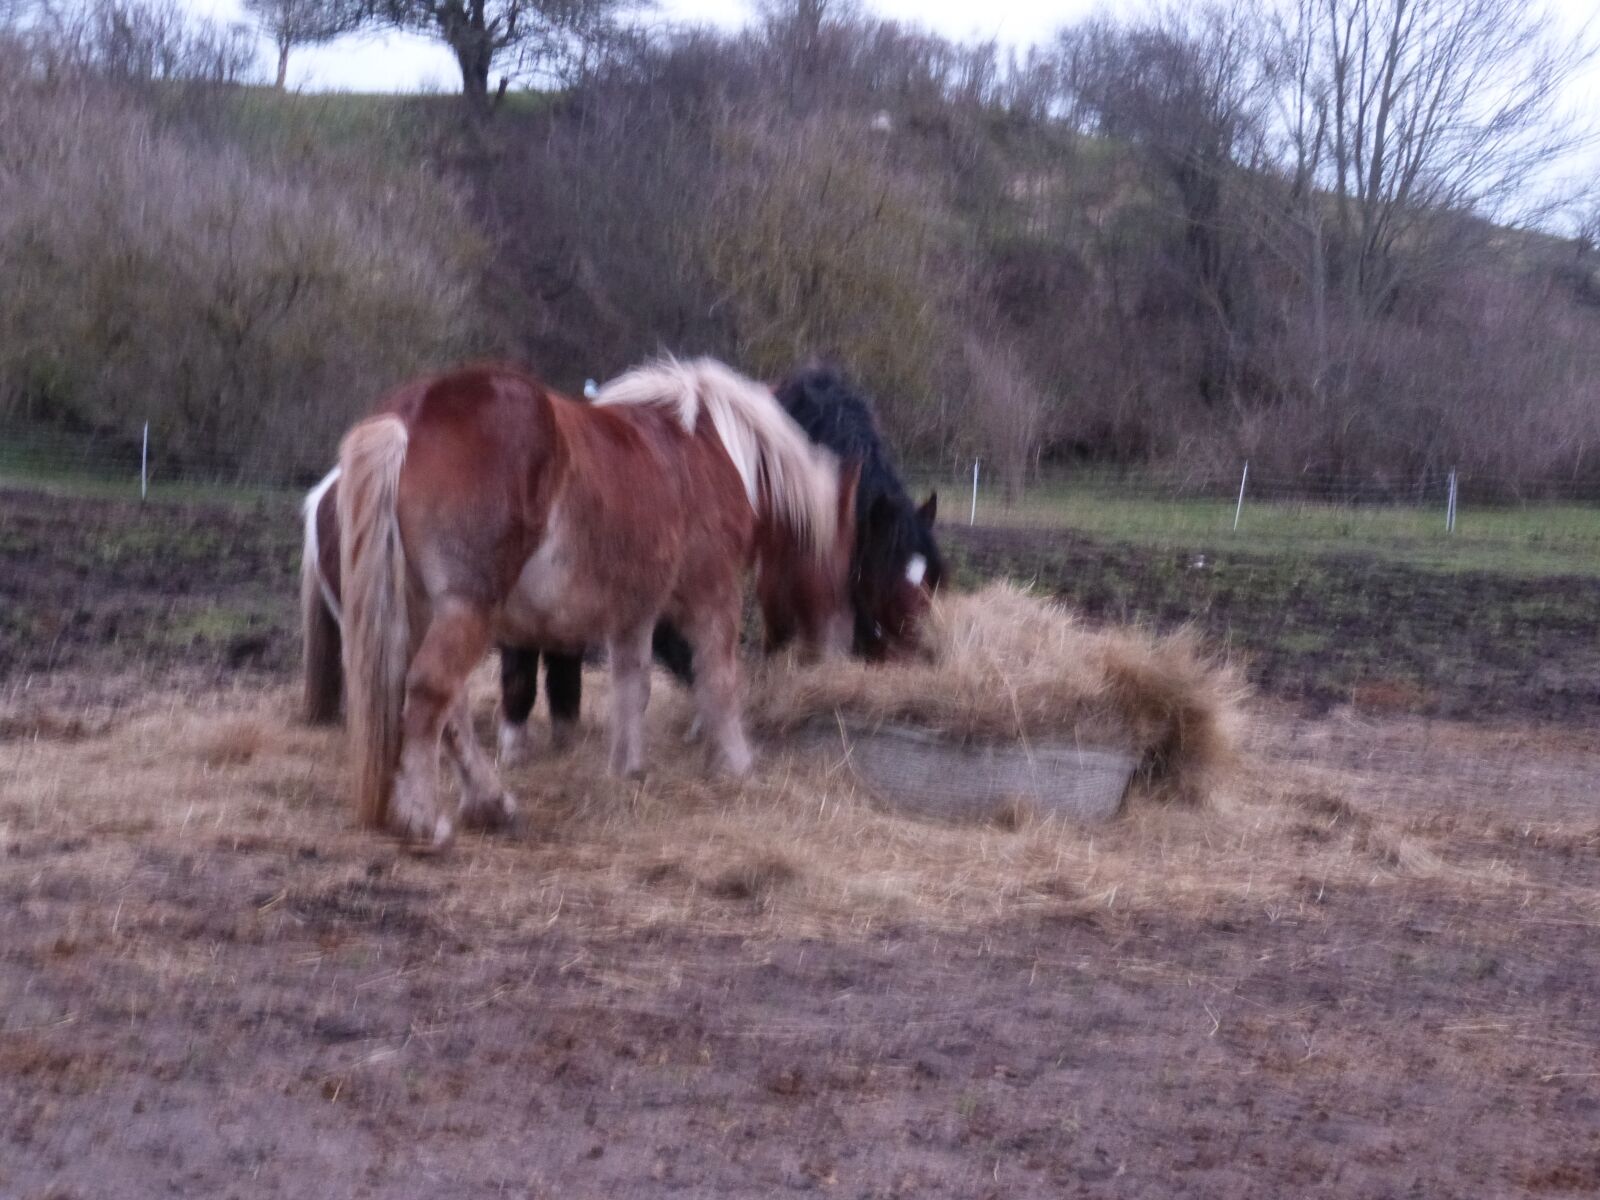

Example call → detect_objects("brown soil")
0 487 296 682
3 489 1599 1198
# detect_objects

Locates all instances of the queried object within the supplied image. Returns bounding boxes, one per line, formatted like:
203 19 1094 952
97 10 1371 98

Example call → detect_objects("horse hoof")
607 758 646 780
461 792 518 832
392 812 453 855
431 815 455 849
550 721 577 753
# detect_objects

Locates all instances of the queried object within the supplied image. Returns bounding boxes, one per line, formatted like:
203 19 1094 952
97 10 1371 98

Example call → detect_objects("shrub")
0 57 483 479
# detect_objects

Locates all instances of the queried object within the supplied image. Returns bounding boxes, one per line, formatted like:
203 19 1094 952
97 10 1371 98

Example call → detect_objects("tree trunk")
275 41 290 90
453 41 494 119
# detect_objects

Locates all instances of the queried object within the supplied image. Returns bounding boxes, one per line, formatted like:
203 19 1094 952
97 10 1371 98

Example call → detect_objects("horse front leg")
543 650 583 751
392 600 491 850
497 646 540 766
606 622 653 777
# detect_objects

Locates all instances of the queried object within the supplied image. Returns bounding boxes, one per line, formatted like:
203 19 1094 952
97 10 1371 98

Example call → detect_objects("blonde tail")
300 468 343 725
336 418 410 829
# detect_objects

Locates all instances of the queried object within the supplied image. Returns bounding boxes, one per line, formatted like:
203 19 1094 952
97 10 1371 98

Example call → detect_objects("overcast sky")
285 0 1095 89
182 0 1600 99
186 0 1598 207
184 0 1131 91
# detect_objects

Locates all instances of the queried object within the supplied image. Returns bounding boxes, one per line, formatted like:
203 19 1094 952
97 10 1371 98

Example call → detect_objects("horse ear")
918 492 938 527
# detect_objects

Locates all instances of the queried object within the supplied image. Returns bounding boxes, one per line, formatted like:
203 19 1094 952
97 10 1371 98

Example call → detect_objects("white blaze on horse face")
906 554 928 588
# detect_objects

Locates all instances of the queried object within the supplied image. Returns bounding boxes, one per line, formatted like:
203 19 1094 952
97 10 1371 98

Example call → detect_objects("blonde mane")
596 356 839 558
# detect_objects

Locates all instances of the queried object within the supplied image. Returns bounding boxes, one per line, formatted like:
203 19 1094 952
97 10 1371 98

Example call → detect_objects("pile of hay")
750 582 1247 806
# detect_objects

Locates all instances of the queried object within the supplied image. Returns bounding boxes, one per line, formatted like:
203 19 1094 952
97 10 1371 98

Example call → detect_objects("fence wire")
8 421 1600 542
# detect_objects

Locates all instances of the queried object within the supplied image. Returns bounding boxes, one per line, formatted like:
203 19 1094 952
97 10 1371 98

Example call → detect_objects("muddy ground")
2 487 1599 1199
951 525 1600 724
5 486 1599 721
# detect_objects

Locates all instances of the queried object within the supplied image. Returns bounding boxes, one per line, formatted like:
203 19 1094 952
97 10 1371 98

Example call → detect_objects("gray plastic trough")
787 719 1136 824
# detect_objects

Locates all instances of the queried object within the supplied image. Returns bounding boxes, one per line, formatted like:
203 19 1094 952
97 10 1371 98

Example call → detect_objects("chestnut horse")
301 438 856 763
300 448 851 764
485 371 940 746
317 357 842 848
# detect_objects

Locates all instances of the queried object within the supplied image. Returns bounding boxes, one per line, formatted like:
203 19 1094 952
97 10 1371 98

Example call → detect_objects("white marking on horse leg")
717 722 753 778
391 738 445 844
447 699 516 831
607 624 652 777
821 608 852 660
498 716 533 766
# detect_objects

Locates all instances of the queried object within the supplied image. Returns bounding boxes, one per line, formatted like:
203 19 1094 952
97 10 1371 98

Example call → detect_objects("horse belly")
495 512 663 648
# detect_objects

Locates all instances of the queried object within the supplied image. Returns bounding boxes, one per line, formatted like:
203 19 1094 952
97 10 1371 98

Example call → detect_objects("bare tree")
245 0 363 89
700 107 961 450
1059 4 1273 409
755 0 858 113
29 0 258 84
1274 0 1593 313
377 0 629 118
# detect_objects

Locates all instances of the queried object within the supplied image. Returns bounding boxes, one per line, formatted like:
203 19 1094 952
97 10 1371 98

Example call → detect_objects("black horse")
494 365 942 750
773 365 942 658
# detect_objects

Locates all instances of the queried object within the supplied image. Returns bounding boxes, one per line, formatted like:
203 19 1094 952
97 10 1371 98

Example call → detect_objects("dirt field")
3 488 1599 1198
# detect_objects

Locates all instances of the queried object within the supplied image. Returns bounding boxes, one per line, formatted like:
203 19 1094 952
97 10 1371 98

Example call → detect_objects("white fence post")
1233 461 1249 532
970 458 979 526
141 422 149 501
1446 468 1458 534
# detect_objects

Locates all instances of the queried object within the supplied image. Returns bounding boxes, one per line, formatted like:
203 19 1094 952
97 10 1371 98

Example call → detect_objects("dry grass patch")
0 663 1544 949
195 719 270 768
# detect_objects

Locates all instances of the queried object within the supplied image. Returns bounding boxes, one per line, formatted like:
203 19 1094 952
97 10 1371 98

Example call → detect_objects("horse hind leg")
606 622 653 777
497 646 540 766
391 599 491 849
302 588 344 725
446 694 517 832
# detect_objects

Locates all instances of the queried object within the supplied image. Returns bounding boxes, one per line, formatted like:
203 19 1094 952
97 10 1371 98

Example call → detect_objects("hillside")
4 2 1599 494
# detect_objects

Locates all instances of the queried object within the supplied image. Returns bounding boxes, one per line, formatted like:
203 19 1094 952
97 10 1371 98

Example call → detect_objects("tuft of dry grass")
195 720 268 768
750 582 1248 805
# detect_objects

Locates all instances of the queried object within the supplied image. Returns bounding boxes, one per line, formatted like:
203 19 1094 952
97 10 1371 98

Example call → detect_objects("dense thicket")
4 0 1599 492
0 19 481 478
